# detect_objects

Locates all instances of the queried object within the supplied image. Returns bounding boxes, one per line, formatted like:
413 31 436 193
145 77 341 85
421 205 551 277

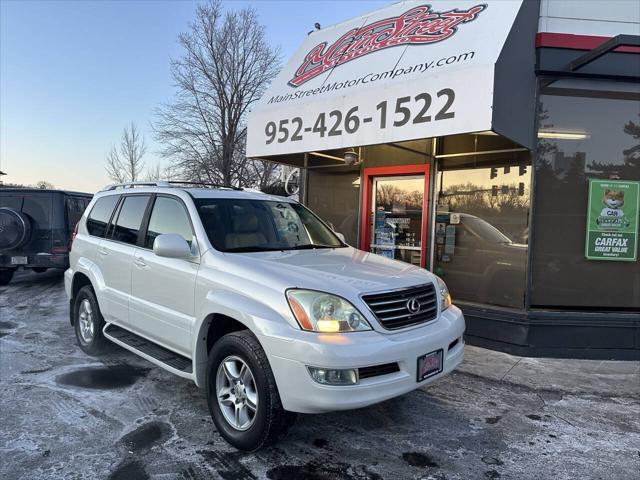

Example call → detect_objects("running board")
104 324 194 379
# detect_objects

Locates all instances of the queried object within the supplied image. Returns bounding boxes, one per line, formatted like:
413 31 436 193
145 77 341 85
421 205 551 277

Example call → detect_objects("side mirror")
153 233 192 259
335 232 346 243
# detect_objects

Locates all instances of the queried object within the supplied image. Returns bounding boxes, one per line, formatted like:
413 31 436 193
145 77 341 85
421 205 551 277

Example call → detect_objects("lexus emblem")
406 298 421 314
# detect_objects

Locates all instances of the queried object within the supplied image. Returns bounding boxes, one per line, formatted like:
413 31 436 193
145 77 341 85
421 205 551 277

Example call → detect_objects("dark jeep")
0 188 92 284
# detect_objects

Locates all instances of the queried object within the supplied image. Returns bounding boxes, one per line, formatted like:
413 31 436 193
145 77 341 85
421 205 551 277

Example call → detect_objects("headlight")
286 289 372 333
435 276 452 311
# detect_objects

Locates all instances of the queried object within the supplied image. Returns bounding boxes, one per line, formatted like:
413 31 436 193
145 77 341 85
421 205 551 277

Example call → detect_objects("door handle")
134 256 147 267
98 247 108 256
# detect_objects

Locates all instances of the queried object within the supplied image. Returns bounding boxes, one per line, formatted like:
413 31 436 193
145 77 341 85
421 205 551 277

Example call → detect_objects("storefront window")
306 168 360 245
531 80 640 309
434 148 531 309
370 176 424 266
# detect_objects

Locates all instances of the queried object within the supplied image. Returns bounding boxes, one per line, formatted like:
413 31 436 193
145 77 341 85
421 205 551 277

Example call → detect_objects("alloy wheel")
78 299 95 343
215 355 258 431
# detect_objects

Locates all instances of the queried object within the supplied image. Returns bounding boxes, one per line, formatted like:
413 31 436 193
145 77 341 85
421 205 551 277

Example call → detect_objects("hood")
215 246 434 296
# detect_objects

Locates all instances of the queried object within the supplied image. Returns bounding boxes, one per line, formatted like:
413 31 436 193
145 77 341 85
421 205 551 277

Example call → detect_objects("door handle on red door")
134 256 147 267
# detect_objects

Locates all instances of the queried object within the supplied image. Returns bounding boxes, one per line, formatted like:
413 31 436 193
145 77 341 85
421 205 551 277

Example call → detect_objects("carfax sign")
585 179 639 261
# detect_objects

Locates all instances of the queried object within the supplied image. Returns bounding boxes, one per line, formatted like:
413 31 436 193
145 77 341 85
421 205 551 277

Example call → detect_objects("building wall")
539 0 640 36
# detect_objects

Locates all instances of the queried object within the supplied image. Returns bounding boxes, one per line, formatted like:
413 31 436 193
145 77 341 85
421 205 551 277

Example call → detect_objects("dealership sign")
585 179 639 261
289 4 487 87
247 0 532 158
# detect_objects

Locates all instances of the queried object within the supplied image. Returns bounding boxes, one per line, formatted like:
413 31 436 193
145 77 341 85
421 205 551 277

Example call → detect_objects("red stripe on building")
536 32 640 54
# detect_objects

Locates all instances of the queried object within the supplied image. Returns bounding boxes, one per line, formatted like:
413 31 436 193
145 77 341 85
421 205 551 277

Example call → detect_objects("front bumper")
259 305 465 414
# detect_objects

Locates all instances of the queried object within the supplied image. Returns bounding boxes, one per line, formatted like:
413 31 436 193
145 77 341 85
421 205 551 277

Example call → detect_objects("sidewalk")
460 345 640 398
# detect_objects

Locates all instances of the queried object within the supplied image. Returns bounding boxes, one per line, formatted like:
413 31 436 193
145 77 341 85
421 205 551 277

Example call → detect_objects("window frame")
86 194 121 239
139 194 196 251
528 78 640 310
103 194 152 247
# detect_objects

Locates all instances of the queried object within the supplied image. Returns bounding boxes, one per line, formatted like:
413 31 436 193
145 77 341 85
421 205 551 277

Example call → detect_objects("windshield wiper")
286 244 336 250
224 246 284 252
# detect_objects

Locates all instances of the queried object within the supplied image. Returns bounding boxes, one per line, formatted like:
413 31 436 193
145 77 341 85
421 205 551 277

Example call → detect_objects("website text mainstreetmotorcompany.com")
268 51 476 105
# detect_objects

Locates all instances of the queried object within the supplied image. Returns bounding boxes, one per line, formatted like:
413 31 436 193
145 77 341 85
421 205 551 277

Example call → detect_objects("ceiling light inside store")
538 130 590 140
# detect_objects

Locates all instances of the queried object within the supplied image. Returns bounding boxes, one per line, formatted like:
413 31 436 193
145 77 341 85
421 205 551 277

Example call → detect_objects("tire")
206 330 296 451
0 269 15 285
0 207 31 250
73 285 109 355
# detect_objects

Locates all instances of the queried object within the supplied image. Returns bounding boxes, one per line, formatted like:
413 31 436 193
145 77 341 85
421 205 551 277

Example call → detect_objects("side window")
86 196 119 237
111 195 150 245
145 197 194 249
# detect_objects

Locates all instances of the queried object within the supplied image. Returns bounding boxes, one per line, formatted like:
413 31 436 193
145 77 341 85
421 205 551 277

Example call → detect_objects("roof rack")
166 181 243 191
100 181 244 192
101 181 169 191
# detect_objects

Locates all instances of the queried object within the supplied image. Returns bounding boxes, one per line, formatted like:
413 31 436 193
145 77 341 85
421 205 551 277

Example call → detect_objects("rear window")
111 195 150 245
86 195 119 237
66 196 91 230
0 192 52 227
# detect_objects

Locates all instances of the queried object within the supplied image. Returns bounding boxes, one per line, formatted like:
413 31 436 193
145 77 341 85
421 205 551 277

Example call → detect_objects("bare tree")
105 122 147 183
34 180 55 189
154 0 280 188
144 163 163 182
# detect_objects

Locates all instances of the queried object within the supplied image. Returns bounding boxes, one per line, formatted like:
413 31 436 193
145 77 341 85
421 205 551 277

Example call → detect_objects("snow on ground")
1 269 638 480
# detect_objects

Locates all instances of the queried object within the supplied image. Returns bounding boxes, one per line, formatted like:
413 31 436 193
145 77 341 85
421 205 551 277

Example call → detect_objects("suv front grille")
362 283 438 330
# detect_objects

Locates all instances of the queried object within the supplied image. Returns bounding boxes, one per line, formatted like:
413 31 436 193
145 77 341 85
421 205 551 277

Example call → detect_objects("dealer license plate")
417 349 443 382
11 256 28 265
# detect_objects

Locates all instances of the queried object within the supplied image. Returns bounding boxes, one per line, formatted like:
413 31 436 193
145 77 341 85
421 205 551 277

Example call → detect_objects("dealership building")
247 1 640 359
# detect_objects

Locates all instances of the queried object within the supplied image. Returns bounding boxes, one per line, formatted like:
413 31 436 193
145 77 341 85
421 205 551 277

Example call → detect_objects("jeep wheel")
206 330 296 451
73 285 108 355
0 269 15 286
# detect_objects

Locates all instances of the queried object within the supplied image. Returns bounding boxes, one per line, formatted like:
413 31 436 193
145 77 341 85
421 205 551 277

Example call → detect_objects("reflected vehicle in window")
65 183 465 451
434 212 527 308
0 188 92 284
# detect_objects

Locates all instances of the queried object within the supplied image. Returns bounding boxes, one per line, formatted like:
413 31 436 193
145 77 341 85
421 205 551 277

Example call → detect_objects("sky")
0 0 387 192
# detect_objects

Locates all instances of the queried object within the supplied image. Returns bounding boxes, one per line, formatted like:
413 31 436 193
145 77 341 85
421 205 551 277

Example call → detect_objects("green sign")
585 179 639 261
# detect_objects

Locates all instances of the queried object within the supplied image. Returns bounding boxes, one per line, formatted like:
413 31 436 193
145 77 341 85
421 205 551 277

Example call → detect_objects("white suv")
65 182 465 450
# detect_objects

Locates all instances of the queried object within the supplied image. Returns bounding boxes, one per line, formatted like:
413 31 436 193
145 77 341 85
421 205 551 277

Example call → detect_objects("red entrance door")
359 165 430 268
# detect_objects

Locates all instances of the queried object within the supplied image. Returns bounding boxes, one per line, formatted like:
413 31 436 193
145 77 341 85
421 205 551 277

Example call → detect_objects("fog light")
307 367 358 385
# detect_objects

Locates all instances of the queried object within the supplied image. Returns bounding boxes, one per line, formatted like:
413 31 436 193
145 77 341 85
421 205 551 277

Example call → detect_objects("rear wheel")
0 269 15 285
206 330 296 451
73 285 109 355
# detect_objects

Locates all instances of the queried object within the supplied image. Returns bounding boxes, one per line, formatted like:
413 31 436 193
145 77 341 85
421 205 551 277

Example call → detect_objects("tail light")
68 222 79 252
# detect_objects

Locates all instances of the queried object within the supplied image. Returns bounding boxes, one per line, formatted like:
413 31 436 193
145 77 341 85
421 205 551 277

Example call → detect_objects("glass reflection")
371 176 424 266
532 83 640 309
434 164 531 308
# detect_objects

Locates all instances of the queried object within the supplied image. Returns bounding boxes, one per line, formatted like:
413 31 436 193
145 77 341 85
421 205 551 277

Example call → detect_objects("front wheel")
206 330 296 451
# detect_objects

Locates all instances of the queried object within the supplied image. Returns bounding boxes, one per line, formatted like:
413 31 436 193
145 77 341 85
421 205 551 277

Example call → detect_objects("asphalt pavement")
1 269 638 480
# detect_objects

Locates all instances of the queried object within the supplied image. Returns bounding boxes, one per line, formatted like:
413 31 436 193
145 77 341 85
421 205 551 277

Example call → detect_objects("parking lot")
1 269 638 480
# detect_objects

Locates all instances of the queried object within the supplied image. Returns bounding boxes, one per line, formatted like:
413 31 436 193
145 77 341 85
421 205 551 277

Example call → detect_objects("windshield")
463 216 513 244
195 198 346 252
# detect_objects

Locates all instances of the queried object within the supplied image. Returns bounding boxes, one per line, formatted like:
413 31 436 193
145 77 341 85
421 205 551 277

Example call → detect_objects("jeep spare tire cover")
0 207 31 251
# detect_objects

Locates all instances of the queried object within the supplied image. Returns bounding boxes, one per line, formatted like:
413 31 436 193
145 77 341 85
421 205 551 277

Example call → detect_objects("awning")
247 0 539 160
